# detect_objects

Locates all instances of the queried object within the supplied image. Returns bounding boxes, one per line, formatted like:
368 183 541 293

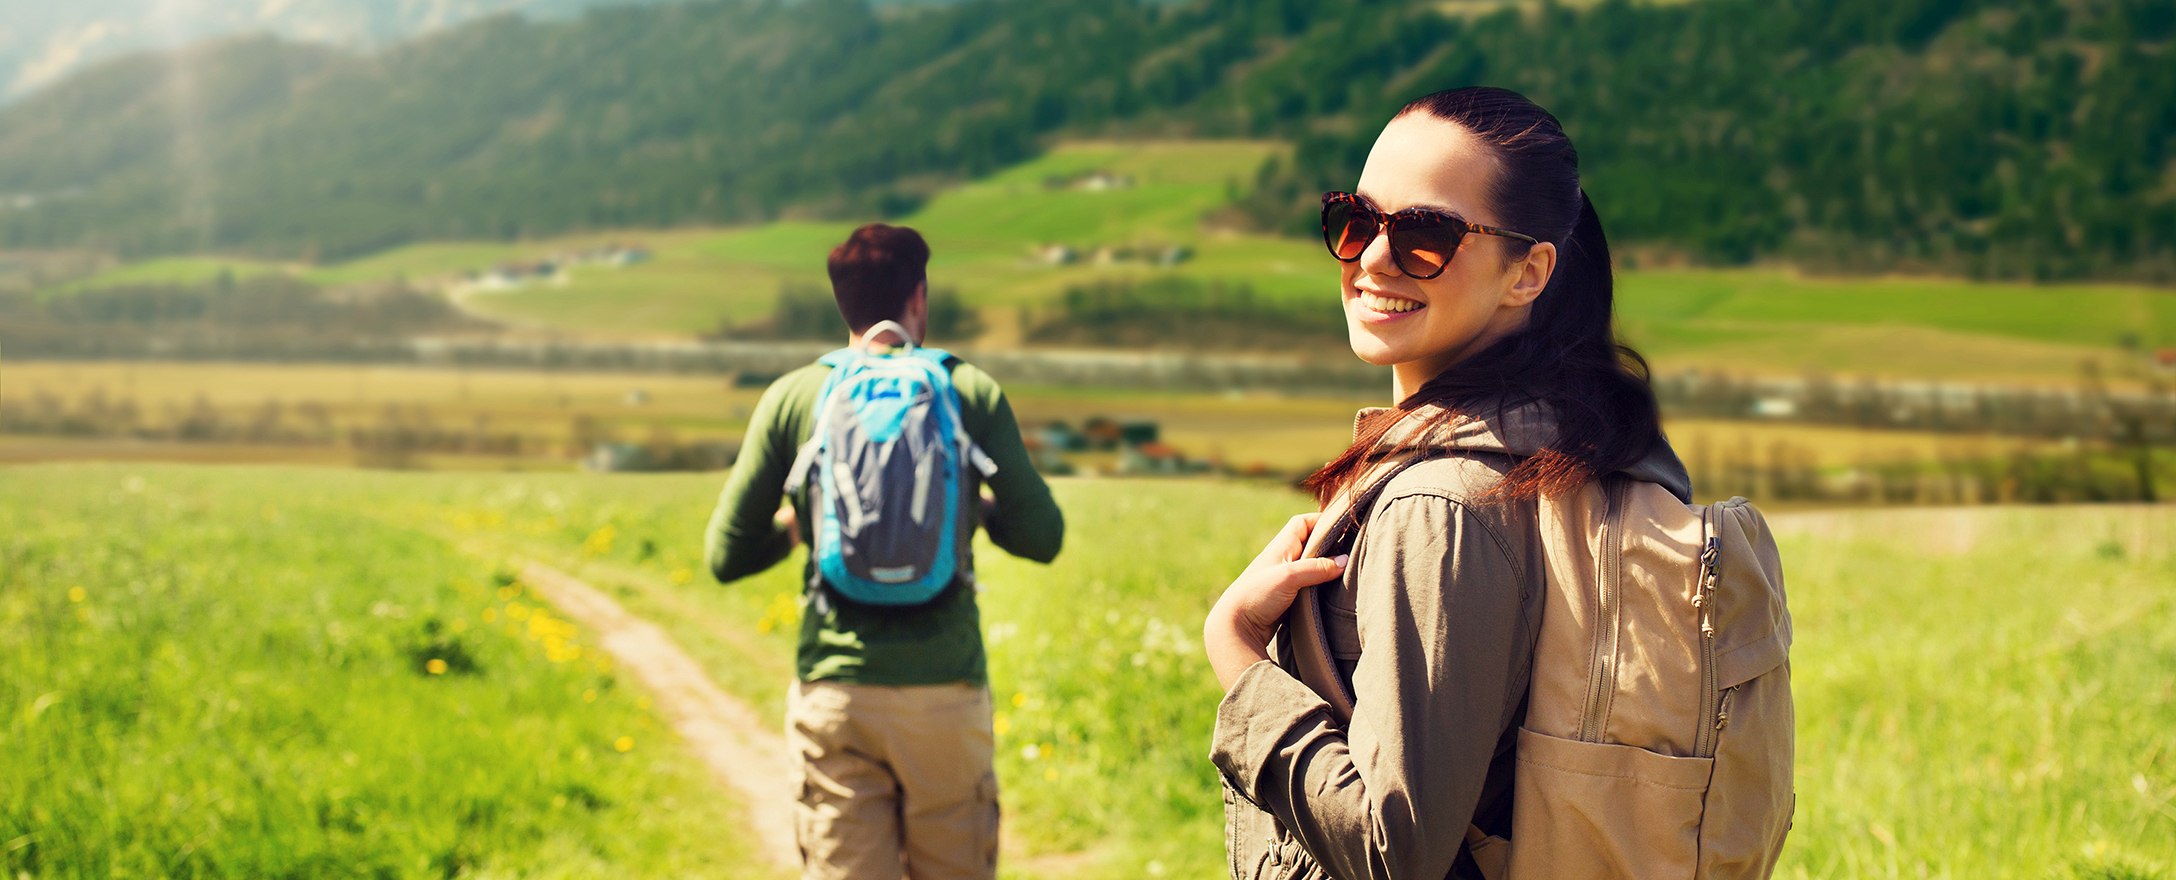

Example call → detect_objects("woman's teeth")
1360 292 1423 313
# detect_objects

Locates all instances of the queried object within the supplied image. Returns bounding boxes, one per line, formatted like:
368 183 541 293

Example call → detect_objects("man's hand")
774 505 800 547
1203 513 1348 692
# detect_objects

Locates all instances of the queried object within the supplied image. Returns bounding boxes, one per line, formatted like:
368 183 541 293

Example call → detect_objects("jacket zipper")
1694 506 1724 757
1579 479 1626 743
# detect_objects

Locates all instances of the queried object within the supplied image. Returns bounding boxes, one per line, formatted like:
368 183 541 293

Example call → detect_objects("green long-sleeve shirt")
703 356 1063 685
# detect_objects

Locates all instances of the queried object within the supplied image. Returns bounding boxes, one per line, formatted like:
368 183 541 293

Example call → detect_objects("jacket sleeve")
958 368 1063 563
703 377 799 583
1209 491 1530 880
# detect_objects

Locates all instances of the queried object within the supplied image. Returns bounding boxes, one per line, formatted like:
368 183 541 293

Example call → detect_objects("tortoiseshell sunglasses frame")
1321 191 1540 280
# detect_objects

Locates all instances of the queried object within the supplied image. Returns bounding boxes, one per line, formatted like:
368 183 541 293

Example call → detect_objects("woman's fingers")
1231 554 1350 632
1214 512 1349 645
1274 554 1348 592
1266 511 1325 563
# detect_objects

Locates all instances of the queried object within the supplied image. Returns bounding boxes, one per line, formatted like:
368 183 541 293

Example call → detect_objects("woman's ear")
1503 241 1555 308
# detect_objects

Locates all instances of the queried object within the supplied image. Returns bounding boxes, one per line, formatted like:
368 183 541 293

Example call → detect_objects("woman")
1203 86 1692 879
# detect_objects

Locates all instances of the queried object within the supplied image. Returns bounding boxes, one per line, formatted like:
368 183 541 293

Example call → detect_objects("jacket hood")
1353 403 1693 503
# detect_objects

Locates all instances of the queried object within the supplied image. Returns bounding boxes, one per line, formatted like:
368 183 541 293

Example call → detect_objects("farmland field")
27 139 2173 384
6 463 2171 878
1 359 2073 481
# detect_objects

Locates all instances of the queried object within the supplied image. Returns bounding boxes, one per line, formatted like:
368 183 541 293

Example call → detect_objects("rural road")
517 561 799 870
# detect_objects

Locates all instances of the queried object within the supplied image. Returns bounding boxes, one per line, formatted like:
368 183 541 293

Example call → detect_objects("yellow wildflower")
582 689 598 703
1010 692 1027 708
425 659 449 675
67 586 86 604
583 524 617 556
614 736 634 753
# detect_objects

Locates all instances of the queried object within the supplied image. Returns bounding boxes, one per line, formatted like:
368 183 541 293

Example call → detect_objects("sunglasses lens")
1392 214 1461 277
1323 200 1376 262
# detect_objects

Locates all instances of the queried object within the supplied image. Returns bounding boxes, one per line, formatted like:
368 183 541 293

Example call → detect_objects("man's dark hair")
827 224 930 332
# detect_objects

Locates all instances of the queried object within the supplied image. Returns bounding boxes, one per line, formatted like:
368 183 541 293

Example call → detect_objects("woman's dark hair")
828 223 930 332
1305 86 1661 504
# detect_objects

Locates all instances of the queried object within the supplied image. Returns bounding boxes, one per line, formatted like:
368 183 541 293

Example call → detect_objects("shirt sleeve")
1209 491 1531 880
955 364 1063 563
704 376 800 583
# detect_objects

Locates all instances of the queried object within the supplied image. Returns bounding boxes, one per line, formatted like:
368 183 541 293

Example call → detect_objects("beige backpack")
1286 462 1795 879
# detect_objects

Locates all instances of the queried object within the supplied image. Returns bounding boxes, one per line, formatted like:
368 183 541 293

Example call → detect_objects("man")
704 223 1063 880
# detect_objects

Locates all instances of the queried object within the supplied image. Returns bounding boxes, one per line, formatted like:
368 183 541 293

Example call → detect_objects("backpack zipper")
1694 507 1724 758
1579 479 1627 743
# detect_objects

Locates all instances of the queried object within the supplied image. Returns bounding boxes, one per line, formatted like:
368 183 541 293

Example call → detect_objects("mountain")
0 0 676 100
0 0 2168 281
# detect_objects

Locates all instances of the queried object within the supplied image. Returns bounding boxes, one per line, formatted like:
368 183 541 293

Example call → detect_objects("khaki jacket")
1211 405 1691 880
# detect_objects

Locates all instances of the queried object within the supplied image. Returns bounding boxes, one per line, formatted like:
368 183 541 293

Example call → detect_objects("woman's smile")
1350 287 1426 320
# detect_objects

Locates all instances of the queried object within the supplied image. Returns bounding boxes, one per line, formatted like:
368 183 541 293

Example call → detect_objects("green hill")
355 140 2176 381
0 0 2168 280
25 138 2174 383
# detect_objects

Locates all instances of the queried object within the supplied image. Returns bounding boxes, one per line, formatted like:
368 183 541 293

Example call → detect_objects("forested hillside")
0 0 2168 280
0 0 675 99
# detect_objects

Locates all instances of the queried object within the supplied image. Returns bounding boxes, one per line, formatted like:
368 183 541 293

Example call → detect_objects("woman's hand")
1203 513 1349 692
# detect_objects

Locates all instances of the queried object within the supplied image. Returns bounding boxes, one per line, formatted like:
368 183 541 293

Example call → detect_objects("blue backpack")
783 321 997 607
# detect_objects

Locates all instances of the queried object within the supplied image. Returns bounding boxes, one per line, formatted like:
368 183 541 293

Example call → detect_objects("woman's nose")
1356 223 1402 277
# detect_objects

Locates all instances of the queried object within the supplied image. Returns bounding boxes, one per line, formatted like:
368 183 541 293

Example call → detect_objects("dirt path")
517 560 799 870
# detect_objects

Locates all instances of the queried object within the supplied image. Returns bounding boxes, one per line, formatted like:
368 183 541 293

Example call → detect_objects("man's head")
827 223 929 343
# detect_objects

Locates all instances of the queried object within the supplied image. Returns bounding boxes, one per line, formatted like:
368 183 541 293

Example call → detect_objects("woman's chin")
1345 327 1406 367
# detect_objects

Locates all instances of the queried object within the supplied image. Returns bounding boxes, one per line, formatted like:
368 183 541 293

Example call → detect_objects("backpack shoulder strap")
1303 452 1437 564
912 348 999 478
1282 451 1439 722
782 353 853 492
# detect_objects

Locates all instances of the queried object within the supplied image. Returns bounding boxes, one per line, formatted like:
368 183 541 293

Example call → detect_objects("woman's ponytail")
1539 189 1615 347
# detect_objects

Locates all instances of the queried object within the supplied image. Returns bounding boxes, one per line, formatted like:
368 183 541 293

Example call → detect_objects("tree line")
0 273 489 357
0 0 2167 280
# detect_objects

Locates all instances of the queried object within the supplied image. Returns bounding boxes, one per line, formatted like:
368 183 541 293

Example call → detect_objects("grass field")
0 466 780 878
41 256 294 296
7 463 2169 877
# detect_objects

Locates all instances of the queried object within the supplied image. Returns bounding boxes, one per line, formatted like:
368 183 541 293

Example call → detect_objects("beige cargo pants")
787 680 999 880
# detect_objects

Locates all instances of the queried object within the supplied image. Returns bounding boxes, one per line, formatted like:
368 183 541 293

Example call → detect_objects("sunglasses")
1320 191 1539 280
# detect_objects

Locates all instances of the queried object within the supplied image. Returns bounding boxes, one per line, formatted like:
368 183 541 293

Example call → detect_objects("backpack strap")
859 320 915 353
960 427 998 478
1281 451 1439 722
782 349 858 493
908 346 999 479
782 435 823 494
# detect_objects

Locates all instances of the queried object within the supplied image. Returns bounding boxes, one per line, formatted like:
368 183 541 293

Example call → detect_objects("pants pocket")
1508 727 1713 880
977 771 1000 873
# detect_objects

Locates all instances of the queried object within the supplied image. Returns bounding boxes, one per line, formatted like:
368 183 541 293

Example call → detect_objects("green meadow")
34 139 2173 383
42 256 293 296
7 463 2171 878
0 466 777 879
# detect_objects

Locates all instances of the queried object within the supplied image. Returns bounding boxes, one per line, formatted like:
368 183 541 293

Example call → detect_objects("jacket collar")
1351 403 1694 503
